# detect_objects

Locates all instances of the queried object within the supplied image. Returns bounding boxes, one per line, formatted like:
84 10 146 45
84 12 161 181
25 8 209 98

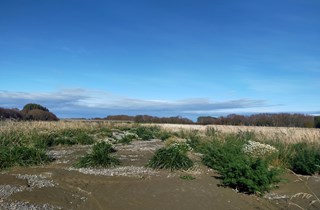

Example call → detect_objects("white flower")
243 140 278 157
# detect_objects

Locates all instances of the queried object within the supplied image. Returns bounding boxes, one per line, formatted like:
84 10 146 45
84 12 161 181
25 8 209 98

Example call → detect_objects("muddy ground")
1 140 319 210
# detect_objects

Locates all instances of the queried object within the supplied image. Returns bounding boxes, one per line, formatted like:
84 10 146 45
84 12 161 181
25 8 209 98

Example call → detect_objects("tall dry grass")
156 124 320 144
1 121 319 144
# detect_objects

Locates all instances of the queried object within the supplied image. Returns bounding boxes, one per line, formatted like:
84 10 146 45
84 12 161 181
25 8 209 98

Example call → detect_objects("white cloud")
0 88 271 118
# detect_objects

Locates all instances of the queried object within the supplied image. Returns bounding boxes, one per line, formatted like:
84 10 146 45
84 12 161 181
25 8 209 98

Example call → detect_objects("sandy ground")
1 139 320 210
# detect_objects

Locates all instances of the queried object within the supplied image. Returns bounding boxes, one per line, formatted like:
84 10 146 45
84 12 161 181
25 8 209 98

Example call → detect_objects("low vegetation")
148 143 193 171
0 145 50 169
0 120 319 197
288 143 320 175
75 142 120 168
201 135 281 195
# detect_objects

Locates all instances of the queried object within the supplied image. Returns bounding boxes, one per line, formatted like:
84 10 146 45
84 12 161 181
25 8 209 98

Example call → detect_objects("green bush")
0 145 50 169
148 144 193 171
75 142 120 168
289 143 320 175
202 136 281 195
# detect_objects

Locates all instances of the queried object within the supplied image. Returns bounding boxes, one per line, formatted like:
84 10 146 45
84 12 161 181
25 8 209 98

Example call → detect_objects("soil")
1 140 319 210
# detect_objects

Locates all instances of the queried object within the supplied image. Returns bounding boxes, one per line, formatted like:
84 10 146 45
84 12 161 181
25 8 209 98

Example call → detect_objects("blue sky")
1 0 319 119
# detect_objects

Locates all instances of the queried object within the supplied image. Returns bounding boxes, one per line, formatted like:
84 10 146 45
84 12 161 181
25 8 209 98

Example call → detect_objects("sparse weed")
180 175 195 180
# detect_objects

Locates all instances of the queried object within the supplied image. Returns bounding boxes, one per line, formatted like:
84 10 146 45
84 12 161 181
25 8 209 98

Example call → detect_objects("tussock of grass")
148 143 193 171
0 146 50 169
288 143 320 175
75 142 120 168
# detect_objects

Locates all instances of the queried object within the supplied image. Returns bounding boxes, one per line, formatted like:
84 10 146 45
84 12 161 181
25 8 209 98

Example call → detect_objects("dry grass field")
158 123 320 144
1 120 319 144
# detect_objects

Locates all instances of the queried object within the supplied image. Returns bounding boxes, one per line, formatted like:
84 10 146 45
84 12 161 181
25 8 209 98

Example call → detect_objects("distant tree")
105 115 135 121
25 109 59 121
197 113 315 128
315 116 320 128
197 116 217 125
0 108 23 120
22 103 49 113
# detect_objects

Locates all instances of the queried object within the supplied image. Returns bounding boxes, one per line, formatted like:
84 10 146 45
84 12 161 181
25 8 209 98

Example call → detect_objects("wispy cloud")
0 88 270 118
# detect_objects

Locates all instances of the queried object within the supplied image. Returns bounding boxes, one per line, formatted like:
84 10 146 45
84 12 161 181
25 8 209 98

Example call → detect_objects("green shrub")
289 143 320 175
0 145 50 169
202 135 281 195
75 142 120 168
148 144 193 171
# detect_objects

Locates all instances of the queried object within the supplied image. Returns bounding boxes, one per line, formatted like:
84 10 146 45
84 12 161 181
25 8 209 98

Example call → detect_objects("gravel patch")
0 185 27 200
115 139 163 152
0 201 61 210
264 193 290 200
68 166 158 177
15 174 55 188
46 149 75 159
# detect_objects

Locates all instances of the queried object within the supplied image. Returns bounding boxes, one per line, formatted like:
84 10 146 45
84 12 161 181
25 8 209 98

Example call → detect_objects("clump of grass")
118 134 135 145
148 143 193 171
157 130 172 141
75 132 95 145
0 145 51 169
288 143 320 175
33 130 95 148
132 126 161 140
202 134 282 195
75 142 120 168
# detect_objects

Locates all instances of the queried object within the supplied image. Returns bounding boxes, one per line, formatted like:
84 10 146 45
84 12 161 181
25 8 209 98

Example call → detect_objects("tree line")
2 103 319 128
103 115 193 124
0 103 59 121
197 113 320 128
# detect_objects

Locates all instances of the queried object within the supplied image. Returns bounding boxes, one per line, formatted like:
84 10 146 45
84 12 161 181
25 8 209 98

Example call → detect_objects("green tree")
22 103 49 113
